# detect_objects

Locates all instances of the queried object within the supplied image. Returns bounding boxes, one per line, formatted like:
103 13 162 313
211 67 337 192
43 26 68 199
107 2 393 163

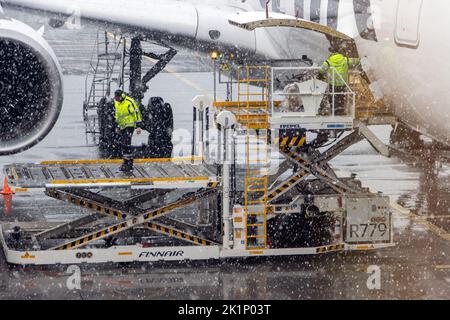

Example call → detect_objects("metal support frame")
129 36 144 103
265 130 364 204
128 36 177 104
43 186 219 251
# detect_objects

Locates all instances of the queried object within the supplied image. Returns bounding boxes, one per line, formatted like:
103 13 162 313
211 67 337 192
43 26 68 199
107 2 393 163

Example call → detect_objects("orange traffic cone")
1 177 14 215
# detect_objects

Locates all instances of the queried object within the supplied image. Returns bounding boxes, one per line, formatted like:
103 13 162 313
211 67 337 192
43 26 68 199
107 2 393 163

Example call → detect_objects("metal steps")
83 31 125 145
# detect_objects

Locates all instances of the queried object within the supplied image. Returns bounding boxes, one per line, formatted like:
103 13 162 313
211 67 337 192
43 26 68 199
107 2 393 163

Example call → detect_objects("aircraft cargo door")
395 0 423 48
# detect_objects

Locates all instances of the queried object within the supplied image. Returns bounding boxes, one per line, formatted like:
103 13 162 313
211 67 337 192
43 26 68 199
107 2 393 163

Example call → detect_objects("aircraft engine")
0 16 63 155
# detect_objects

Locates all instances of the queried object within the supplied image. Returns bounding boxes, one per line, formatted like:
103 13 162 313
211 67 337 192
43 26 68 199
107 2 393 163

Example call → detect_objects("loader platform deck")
4 157 218 189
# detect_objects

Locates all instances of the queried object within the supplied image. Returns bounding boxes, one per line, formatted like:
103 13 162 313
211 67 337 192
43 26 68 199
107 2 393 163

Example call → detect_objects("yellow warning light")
210 50 219 60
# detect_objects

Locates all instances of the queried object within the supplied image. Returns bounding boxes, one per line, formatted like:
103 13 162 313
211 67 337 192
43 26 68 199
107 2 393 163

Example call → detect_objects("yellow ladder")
237 66 270 130
244 174 268 249
238 66 270 250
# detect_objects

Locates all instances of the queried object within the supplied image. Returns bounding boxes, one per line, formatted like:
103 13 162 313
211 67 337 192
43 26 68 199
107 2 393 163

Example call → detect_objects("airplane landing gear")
390 122 423 150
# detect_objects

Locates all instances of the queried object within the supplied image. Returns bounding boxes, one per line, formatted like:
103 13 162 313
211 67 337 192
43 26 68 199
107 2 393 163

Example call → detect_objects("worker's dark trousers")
328 85 347 116
118 127 135 171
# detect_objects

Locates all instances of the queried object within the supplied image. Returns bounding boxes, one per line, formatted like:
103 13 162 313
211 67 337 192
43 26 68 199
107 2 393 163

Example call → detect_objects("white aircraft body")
0 0 449 154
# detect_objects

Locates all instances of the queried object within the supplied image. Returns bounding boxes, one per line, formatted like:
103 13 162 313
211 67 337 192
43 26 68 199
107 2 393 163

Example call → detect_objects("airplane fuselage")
244 0 450 145
3 0 450 146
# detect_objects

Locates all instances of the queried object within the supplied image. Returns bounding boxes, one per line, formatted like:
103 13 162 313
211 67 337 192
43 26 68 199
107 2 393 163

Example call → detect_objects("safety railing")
270 66 356 119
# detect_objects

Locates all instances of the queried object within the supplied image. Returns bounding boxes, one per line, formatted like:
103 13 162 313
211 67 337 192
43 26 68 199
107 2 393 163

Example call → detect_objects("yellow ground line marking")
391 202 450 241
435 265 450 270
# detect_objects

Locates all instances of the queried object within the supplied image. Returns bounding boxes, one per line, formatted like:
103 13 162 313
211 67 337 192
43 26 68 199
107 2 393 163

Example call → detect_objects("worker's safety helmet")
114 89 126 102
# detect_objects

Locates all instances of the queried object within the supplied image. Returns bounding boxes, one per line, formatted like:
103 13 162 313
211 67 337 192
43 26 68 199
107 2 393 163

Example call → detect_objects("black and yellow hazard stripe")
45 189 128 219
143 222 217 246
267 170 309 201
206 182 220 188
56 222 129 250
50 187 218 251
316 244 345 253
274 136 306 149
278 145 309 167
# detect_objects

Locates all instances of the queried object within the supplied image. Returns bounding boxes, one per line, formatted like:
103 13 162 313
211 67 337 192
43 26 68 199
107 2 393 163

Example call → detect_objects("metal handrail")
270 66 356 118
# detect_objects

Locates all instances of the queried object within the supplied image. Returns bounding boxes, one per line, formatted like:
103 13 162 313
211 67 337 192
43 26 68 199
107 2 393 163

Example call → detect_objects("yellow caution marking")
14 188 28 193
46 190 130 220
280 137 289 147
288 137 298 147
316 244 345 253
21 252 36 259
118 252 133 256
297 137 306 147
267 171 308 200
40 156 203 165
143 222 216 246
249 250 264 255
50 176 211 185
213 100 282 108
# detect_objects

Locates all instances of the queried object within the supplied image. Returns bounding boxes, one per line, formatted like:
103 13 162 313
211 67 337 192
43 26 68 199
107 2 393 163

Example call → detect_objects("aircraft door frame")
394 0 423 49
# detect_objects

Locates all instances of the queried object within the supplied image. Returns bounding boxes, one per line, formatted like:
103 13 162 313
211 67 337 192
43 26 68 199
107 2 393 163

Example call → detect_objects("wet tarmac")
0 13 449 299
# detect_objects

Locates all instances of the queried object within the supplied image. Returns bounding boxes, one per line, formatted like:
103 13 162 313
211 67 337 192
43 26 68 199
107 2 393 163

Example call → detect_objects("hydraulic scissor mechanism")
45 186 218 251
267 131 364 204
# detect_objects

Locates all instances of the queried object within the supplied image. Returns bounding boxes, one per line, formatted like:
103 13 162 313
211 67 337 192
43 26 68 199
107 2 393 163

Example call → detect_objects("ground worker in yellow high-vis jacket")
320 53 360 115
114 89 143 173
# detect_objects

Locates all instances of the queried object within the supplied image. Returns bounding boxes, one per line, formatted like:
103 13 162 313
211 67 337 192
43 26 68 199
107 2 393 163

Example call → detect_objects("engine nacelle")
0 15 63 155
